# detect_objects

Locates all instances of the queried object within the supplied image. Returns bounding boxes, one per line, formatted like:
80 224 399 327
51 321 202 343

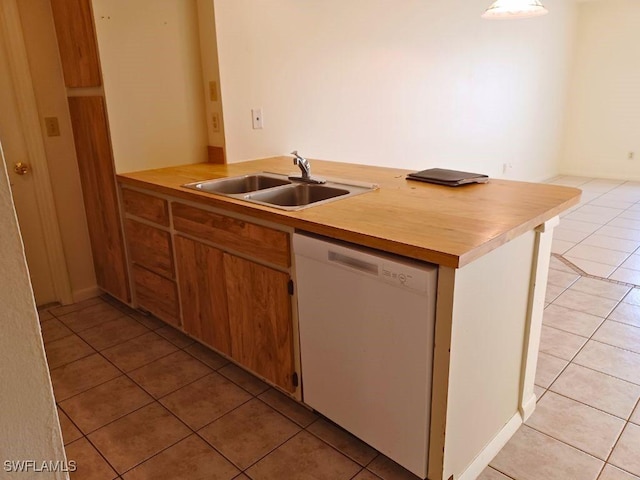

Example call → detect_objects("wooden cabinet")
224 254 295 392
49 0 101 87
122 189 169 226
124 219 174 279
121 187 178 325
175 236 231 356
119 190 298 393
172 201 296 392
68 96 130 302
132 265 180 326
50 0 130 303
172 202 290 268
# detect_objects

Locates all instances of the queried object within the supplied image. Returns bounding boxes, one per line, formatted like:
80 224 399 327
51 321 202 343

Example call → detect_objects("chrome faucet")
289 151 325 184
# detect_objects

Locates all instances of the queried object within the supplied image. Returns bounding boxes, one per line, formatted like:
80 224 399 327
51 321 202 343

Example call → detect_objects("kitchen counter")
117 156 580 268
117 156 580 480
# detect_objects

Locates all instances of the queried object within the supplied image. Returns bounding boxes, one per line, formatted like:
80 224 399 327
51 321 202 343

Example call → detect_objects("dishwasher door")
293 233 437 478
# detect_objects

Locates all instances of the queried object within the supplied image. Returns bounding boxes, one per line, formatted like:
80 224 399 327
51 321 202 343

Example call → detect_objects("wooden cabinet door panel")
175 236 231 356
124 219 174 279
50 0 101 87
122 188 169 226
68 96 130 302
224 253 294 392
172 202 290 268
132 265 179 326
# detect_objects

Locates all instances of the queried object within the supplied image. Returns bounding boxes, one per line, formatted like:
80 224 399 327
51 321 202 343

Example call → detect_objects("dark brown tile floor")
39 296 419 480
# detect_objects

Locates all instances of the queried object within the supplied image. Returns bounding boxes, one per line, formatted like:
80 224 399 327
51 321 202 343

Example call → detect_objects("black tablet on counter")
406 168 489 187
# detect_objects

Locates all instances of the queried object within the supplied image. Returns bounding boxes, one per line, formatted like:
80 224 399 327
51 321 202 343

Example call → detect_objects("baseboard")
457 412 523 480
556 169 640 182
520 392 537 422
71 285 101 304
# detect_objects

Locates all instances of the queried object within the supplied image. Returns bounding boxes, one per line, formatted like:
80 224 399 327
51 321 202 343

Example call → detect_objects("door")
224 253 295 392
175 236 231 356
0 33 56 306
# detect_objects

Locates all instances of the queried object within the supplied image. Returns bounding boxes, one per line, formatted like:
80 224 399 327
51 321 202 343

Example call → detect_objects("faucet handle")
291 150 303 165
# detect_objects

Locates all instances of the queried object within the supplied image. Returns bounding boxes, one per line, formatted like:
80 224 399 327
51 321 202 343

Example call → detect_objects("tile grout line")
552 253 640 289
530 264 640 476
110 352 262 478
556 194 640 280
555 178 640 447
523 422 609 466
303 417 380 470
488 465 518 480
597 410 636 480
196 419 301 476
80 432 121 479
541 389 634 424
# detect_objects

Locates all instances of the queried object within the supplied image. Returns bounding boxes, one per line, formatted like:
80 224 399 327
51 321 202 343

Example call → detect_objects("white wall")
92 0 209 173
0 147 67 479
560 0 640 180
214 0 576 181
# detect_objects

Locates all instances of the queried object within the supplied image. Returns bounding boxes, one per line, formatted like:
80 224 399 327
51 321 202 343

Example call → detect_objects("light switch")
44 117 60 137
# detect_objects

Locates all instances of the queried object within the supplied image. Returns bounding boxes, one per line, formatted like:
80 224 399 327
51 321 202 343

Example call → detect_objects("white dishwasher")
293 233 438 479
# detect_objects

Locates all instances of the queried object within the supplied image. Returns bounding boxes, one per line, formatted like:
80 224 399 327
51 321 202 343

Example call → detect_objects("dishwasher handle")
328 250 379 275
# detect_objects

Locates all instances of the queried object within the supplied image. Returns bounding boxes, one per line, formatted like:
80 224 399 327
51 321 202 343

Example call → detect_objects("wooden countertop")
117 157 580 268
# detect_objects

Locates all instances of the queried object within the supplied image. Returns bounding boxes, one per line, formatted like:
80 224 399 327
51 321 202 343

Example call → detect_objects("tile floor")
39 297 419 480
479 176 640 480
38 175 640 480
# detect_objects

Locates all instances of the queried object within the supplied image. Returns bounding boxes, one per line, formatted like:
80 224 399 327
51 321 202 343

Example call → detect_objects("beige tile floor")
479 176 640 480
39 176 640 480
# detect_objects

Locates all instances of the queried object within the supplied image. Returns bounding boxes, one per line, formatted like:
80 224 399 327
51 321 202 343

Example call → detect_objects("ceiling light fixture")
481 0 549 19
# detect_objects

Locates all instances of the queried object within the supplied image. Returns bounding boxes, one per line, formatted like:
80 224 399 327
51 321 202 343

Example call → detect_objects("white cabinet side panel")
443 230 536 480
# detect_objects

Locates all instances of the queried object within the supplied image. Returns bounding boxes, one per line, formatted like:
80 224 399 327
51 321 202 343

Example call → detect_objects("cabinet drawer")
172 203 290 268
124 219 174 278
122 188 169 226
132 265 180 326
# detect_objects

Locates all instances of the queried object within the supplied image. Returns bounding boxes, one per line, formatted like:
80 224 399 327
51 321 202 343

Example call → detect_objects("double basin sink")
182 172 377 211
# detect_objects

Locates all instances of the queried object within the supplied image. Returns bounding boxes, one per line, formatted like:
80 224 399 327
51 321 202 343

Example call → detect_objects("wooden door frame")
0 0 73 305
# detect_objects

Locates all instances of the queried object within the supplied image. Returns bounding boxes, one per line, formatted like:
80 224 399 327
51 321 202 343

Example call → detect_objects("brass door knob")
14 162 28 175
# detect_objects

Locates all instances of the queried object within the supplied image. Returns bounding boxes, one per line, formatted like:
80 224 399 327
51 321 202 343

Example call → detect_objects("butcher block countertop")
117 157 581 268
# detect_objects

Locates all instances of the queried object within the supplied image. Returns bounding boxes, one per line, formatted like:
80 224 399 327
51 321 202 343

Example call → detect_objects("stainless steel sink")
182 172 377 211
246 184 349 207
184 174 291 194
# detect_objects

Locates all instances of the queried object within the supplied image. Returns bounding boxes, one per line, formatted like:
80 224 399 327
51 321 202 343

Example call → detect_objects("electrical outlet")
212 113 220 133
502 163 513 174
629 152 635 160
252 108 263 129
44 117 60 137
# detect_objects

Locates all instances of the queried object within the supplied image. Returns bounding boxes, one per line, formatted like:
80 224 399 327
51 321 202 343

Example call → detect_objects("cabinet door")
224 253 295 392
50 0 102 87
175 236 231 356
68 96 130 302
